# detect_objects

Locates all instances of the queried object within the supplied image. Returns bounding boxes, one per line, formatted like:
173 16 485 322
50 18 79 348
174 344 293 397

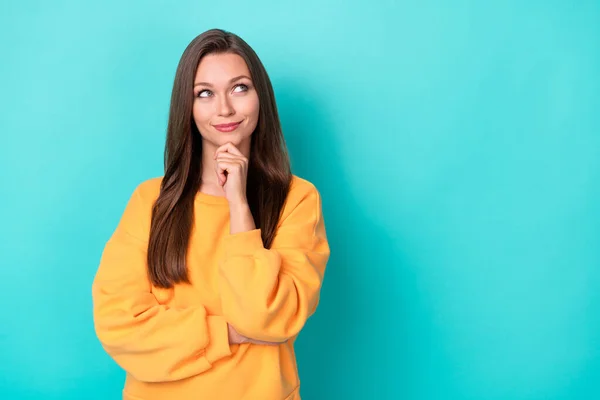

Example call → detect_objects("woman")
92 28 330 400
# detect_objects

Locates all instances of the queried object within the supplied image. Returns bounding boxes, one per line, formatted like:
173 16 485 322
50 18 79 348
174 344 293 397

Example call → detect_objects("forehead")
194 53 251 83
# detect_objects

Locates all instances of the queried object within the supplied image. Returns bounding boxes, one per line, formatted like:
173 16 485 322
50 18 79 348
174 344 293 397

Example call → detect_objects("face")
192 52 260 148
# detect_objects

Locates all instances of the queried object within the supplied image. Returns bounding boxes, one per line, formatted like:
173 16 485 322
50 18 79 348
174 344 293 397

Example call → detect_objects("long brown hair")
147 29 292 288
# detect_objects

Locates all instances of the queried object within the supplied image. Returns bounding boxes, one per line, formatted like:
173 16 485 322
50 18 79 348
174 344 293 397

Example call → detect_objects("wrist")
228 323 245 345
228 196 256 234
228 198 249 211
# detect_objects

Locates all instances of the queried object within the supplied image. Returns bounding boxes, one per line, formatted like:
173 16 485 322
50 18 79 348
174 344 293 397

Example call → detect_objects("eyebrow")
194 75 252 88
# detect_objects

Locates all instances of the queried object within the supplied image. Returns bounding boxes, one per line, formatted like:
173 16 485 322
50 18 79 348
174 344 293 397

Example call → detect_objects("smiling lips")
213 121 243 132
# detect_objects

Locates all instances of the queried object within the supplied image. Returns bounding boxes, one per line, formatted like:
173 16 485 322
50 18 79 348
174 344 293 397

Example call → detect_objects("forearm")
227 322 284 346
218 228 327 342
228 200 256 234
226 201 285 344
94 233 232 382
221 185 330 342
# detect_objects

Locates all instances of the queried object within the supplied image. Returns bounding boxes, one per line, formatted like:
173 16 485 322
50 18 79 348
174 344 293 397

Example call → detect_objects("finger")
216 159 245 174
214 142 244 158
214 152 247 165
217 156 247 171
215 161 232 186
216 159 245 173
216 168 227 186
216 151 246 168
215 159 243 185
215 152 240 160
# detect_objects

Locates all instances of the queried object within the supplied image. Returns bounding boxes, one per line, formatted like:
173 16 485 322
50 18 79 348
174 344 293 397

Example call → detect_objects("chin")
217 130 252 142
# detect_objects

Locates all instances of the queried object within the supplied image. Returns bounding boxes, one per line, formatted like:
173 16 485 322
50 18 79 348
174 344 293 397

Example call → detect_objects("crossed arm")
92 182 330 382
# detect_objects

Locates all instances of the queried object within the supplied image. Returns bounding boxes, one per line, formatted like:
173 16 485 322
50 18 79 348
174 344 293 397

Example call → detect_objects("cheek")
192 103 212 123
237 93 260 119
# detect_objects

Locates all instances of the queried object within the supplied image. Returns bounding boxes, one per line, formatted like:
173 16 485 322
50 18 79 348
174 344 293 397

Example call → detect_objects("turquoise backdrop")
1 1 599 399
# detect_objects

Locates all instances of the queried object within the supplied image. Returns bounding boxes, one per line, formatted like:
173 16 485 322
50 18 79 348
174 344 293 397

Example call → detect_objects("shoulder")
134 176 163 204
278 175 323 225
128 174 321 216
291 174 323 195
132 175 320 205
124 176 164 215
114 176 163 240
287 174 322 204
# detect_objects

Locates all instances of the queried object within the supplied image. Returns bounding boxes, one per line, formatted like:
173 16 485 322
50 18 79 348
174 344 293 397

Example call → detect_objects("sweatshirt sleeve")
92 182 232 383
218 182 331 343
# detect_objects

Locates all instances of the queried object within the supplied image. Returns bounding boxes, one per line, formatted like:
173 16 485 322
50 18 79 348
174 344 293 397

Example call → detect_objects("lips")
213 121 243 132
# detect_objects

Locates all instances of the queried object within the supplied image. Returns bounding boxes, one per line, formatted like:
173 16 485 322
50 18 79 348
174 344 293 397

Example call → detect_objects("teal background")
1 1 599 399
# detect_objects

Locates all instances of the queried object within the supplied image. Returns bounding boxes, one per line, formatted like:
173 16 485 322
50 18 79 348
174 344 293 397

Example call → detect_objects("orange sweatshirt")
92 175 330 400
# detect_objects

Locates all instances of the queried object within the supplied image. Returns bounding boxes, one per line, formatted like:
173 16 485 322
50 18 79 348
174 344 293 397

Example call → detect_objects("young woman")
92 29 330 400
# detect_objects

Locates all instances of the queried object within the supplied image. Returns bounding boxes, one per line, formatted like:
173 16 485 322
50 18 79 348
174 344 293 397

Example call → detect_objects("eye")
233 83 249 93
197 89 212 98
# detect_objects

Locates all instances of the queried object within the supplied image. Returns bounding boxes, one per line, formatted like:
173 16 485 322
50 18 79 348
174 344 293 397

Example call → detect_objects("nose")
217 94 234 117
